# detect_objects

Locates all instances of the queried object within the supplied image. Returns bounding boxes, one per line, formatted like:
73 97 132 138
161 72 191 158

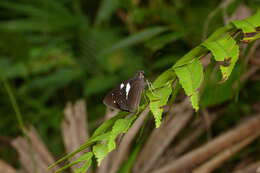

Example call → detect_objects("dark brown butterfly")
103 71 146 112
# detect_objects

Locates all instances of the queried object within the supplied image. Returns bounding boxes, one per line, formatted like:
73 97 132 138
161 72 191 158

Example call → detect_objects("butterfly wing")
124 78 145 112
103 89 121 110
103 71 145 112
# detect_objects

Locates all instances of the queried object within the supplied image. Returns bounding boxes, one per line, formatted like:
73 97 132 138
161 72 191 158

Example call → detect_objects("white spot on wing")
126 83 131 99
113 100 116 103
120 83 124 89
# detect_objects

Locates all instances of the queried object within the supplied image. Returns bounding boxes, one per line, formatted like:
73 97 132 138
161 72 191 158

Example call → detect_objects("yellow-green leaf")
93 116 136 166
93 144 109 166
231 10 260 42
152 69 176 88
147 83 172 127
202 34 239 81
73 152 93 173
174 59 203 111
55 152 93 173
108 117 135 151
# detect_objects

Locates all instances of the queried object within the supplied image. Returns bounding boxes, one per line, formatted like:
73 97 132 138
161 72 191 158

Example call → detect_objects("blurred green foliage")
0 0 259 167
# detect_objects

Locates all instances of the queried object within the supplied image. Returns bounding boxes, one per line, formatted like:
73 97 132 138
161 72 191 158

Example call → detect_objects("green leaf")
93 116 136 166
55 152 93 173
101 26 168 55
205 24 234 42
152 69 176 89
174 59 203 111
231 10 260 42
89 132 112 143
49 132 110 170
92 114 125 138
93 144 109 166
231 10 260 33
232 20 255 33
73 153 93 173
95 0 120 25
74 159 92 173
173 46 205 68
203 34 239 81
108 116 136 151
172 24 234 69
245 32 260 42
147 83 172 127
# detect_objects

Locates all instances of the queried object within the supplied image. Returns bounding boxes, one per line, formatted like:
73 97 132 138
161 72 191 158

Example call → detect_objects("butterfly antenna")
146 80 157 97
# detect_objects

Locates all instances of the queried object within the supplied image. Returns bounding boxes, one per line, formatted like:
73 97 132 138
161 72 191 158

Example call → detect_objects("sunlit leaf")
203 34 239 81
49 132 110 170
55 152 93 173
93 144 109 166
147 83 172 127
108 116 136 151
92 115 136 165
173 46 205 68
232 19 255 33
152 69 176 89
92 114 125 138
174 59 203 111
231 10 260 42
74 158 92 173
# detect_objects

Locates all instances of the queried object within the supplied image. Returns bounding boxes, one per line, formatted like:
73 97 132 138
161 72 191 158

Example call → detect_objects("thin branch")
0 159 18 173
233 160 260 173
153 110 221 170
193 132 260 173
61 99 90 170
133 101 193 173
152 114 260 173
1 78 26 134
11 126 57 173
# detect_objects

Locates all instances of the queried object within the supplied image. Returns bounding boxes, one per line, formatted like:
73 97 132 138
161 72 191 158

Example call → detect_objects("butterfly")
103 71 146 112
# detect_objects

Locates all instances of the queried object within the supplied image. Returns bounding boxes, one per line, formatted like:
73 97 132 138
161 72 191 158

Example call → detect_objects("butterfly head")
136 70 145 79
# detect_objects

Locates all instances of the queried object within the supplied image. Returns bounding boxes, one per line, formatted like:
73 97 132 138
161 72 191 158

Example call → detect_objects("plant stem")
2 78 26 133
